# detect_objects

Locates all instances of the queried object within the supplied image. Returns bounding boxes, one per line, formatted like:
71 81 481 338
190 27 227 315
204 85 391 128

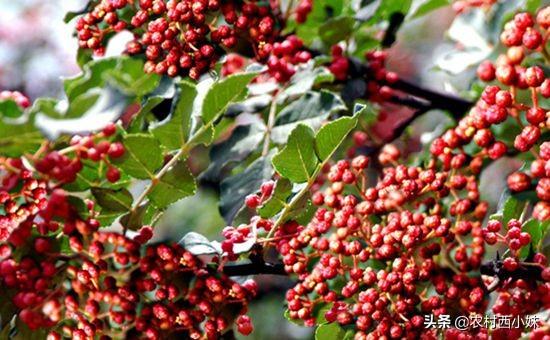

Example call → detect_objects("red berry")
106 166 121 183
34 238 51 253
244 194 261 209
503 257 518 271
236 315 253 335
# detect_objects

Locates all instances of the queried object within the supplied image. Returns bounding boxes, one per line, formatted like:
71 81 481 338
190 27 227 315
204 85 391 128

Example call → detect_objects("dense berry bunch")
431 11 550 220
0 162 48 241
265 35 312 82
0 126 126 243
0 140 257 338
265 151 498 338
37 123 125 184
0 89 260 338
76 0 280 79
0 226 257 339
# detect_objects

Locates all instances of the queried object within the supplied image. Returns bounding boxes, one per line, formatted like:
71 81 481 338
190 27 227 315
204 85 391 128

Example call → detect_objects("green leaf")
63 3 90 23
526 0 541 13
365 258 388 270
284 309 305 326
220 151 275 223
202 123 266 180
370 0 413 22
288 0 346 44
315 323 346 340
0 100 24 118
502 196 524 227
319 16 355 45
120 203 156 230
148 160 196 208
66 89 101 118
151 81 197 150
105 57 161 96
190 124 216 146
541 219 550 243
128 77 177 133
271 91 346 144
96 210 123 226
64 160 129 192
351 103 378 127
273 124 319 183
91 187 133 213
315 305 331 324
315 115 358 161
66 195 90 219
76 48 93 68
518 219 548 259
0 119 43 157
201 72 257 124
410 0 450 18
295 199 316 225
28 98 62 118
13 319 47 340
285 67 335 97
112 134 163 179
258 178 293 218
0 298 15 329
64 58 118 101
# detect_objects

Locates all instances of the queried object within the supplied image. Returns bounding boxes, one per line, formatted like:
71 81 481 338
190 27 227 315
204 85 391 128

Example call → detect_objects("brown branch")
222 261 286 276
387 78 473 118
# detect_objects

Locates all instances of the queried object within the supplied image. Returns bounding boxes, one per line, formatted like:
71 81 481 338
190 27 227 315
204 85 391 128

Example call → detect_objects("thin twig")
262 92 279 156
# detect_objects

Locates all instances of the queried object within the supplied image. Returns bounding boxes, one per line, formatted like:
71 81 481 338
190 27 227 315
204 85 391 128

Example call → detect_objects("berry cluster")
482 219 533 251
265 35 312 82
433 11 550 220
221 216 273 261
0 90 31 108
328 45 349 81
263 150 498 337
0 255 58 330
0 89 258 338
221 53 246 76
76 0 280 79
480 218 550 327
0 122 128 244
244 180 275 209
35 123 125 184
0 164 258 339
364 50 399 102
0 162 48 241
1 226 257 339
294 0 313 23
0 158 258 339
